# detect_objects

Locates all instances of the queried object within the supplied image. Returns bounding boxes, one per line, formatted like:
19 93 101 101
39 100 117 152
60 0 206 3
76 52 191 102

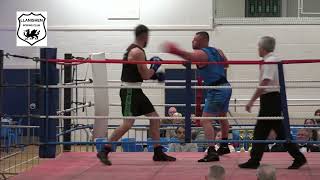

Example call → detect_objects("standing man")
164 31 232 162
239 36 306 169
97 24 176 165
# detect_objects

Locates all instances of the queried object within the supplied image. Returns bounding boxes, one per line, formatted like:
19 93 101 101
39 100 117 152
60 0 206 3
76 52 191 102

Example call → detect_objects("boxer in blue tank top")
164 32 232 162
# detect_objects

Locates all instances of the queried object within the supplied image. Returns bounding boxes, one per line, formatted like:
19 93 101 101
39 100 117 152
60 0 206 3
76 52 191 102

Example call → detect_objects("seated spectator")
305 118 316 125
214 129 235 152
315 109 320 120
172 112 184 124
297 128 320 152
168 126 198 152
264 130 286 152
167 112 184 138
168 107 177 116
160 107 177 138
193 117 206 151
161 107 177 125
207 165 225 180
304 119 318 141
313 109 320 139
257 164 276 180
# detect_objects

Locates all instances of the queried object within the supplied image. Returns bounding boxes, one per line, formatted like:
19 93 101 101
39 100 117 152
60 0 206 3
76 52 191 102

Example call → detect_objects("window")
214 0 320 25
246 0 281 17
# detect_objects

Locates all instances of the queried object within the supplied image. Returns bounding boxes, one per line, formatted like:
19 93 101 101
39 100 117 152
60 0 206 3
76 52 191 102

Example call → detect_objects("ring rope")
108 103 320 107
4 52 320 65
36 115 320 120
107 79 320 83
43 140 320 145
56 102 94 115
45 58 320 65
40 84 320 89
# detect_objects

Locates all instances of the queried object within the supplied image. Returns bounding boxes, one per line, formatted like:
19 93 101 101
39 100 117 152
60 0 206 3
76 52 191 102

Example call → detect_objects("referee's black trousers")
249 92 305 162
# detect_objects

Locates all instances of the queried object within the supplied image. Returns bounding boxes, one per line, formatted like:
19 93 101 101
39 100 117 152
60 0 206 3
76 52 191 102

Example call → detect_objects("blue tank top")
198 47 227 85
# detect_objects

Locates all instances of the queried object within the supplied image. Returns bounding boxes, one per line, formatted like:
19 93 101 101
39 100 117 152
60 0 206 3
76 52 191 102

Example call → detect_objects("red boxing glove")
163 42 182 56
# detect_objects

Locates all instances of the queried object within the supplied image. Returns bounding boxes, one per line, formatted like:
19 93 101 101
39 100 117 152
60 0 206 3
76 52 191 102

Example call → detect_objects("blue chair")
1 121 16 152
121 138 143 152
95 138 117 152
1 117 25 153
291 128 299 140
232 130 241 151
11 118 23 145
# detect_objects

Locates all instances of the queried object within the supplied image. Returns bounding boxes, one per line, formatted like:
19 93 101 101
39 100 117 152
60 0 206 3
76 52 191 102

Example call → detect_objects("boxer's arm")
173 49 208 62
164 42 207 62
129 48 155 80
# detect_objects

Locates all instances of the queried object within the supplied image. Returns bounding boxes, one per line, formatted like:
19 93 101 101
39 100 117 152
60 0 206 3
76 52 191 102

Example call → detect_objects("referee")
238 36 306 169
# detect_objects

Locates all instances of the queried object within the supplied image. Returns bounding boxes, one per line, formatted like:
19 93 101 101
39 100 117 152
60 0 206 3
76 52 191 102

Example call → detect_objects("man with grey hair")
257 164 276 180
239 36 306 169
207 165 225 180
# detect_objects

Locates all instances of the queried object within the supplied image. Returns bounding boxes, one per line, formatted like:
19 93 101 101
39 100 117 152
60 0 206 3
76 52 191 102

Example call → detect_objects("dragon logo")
17 12 47 46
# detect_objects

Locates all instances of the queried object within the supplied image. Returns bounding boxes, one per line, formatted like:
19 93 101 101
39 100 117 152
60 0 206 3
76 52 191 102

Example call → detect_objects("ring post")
39 48 59 158
90 53 109 151
278 62 292 141
63 53 72 151
185 62 192 143
0 50 4 141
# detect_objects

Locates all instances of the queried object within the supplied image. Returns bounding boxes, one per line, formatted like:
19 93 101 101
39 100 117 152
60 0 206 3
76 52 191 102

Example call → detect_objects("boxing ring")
1 49 320 180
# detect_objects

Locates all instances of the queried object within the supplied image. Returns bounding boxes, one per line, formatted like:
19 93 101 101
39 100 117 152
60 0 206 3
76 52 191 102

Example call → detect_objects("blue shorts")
203 83 232 114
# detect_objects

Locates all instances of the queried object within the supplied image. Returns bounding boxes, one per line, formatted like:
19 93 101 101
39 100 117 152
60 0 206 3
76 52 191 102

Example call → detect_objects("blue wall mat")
164 69 198 116
2 69 58 136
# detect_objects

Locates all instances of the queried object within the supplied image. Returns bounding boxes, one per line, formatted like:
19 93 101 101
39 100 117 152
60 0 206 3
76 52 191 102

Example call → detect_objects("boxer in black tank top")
97 24 176 165
120 43 155 116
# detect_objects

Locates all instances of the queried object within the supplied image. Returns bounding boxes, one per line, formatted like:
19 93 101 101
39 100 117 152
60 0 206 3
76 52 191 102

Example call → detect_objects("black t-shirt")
121 44 146 82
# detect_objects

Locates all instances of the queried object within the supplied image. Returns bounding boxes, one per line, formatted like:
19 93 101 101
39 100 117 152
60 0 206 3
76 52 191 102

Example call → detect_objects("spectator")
297 128 320 152
257 164 276 180
168 107 177 117
160 107 178 138
304 119 318 141
214 129 235 152
207 165 225 180
193 114 206 151
168 126 198 152
265 130 286 152
172 112 184 124
314 109 320 124
304 119 316 125
314 109 320 138
161 107 177 125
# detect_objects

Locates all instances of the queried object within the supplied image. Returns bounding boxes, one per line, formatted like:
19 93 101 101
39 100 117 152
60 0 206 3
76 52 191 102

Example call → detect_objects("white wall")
214 0 320 18
215 0 246 18
1 0 320 141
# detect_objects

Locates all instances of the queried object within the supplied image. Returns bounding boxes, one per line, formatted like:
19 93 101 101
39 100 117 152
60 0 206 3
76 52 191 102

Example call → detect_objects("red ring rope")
47 59 320 65
195 76 203 127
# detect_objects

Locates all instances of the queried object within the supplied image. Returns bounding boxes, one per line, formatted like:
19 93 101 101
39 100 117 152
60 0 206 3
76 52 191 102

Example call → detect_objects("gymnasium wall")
0 0 319 132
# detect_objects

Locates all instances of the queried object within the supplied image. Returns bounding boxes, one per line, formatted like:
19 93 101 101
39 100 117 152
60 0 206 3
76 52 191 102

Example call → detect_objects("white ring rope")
57 102 94 115
55 102 320 115
41 84 320 89
230 98 320 101
108 103 320 107
107 80 320 83
38 115 320 120
63 79 92 86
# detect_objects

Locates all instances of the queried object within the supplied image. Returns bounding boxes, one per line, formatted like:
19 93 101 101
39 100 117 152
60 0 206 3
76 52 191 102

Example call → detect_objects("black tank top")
121 44 146 82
